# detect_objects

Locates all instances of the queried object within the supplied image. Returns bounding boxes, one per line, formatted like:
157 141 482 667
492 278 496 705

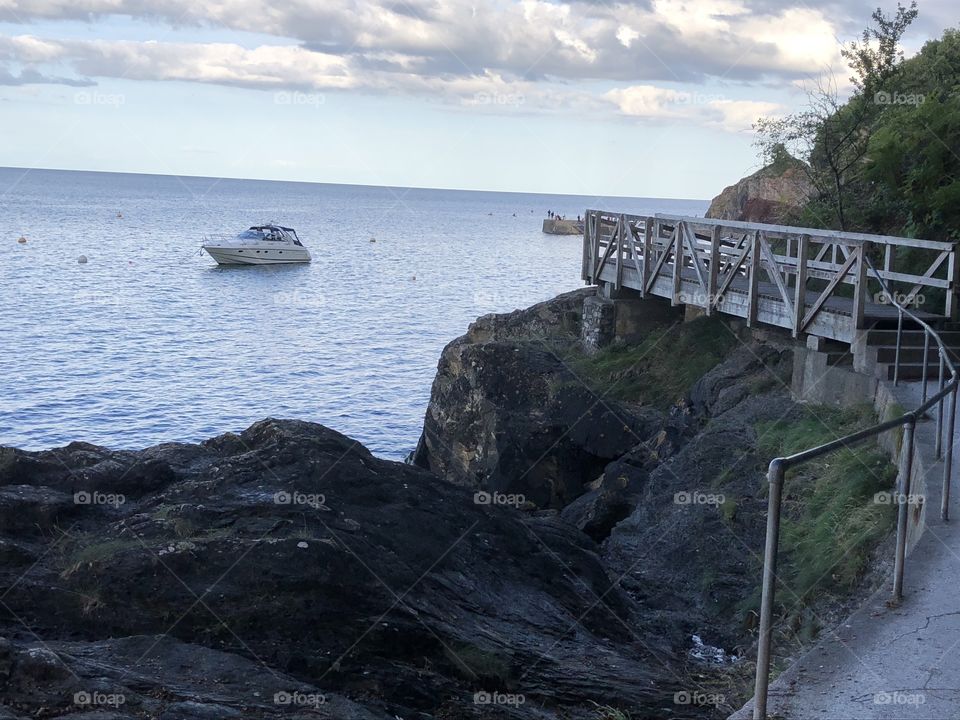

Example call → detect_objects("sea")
0 167 707 459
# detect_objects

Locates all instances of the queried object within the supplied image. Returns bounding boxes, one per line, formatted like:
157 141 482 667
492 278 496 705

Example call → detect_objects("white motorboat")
202 225 311 265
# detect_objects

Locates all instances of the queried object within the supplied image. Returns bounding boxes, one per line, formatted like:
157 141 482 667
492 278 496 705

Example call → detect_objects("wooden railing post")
852 244 868 329
947 244 960 321
671 222 682 306
793 234 809 337
747 230 761 327
641 217 652 298
707 225 721 315
616 214 625 291
581 210 592 283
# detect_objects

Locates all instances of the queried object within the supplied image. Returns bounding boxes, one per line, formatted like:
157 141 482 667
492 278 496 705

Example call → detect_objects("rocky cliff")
706 151 815 224
414 293 798 657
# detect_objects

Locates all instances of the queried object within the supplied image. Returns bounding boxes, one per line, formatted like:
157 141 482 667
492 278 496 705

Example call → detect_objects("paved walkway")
732 381 960 719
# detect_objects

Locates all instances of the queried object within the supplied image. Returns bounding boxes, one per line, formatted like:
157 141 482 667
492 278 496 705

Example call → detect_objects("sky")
0 0 956 199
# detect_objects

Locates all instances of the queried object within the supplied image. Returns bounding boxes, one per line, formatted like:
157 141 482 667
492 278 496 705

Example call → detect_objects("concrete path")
732 381 960 720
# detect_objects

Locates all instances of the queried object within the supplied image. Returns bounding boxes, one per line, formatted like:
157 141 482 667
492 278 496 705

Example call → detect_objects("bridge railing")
582 211 960 338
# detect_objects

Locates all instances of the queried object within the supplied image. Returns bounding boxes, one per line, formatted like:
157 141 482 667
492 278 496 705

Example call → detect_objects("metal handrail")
752 255 959 719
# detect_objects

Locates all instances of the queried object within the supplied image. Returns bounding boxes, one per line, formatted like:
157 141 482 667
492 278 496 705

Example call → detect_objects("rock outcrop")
414 289 664 508
706 149 815 224
0 419 697 719
602 343 795 653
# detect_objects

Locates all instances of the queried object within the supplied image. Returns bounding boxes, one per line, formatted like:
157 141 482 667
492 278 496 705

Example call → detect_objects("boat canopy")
233 225 303 246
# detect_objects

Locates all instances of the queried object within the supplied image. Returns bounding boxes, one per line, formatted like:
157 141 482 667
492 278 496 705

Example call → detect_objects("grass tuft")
751 405 897 616
570 316 738 408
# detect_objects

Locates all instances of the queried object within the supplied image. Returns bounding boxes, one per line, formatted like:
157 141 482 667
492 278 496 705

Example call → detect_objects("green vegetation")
570 316 739 409
61 538 140 577
589 704 630 720
757 3 960 243
750 405 898 630
444 644 511 682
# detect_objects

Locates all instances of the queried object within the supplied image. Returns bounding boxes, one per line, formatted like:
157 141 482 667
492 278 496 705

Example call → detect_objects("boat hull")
203 245 311 265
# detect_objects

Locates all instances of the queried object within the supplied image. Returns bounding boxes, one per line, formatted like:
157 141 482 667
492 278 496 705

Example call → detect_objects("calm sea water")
0 167 707 458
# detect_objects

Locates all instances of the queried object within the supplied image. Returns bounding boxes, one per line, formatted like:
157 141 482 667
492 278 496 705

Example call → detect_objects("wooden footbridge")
581 211 960 342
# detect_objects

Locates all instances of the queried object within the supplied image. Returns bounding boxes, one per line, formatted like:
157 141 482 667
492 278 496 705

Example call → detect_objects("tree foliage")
753 2 960 240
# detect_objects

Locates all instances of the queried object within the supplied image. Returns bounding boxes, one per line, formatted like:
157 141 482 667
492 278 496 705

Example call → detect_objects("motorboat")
202 225 311 265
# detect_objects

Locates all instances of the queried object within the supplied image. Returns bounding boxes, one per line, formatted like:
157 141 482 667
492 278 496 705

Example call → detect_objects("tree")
753 3 919 231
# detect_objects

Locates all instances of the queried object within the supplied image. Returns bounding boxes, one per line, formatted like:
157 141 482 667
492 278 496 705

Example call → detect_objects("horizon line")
0 164 709 203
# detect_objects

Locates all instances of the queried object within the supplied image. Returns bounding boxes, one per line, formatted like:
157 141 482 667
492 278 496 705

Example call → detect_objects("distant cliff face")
706 153 815 224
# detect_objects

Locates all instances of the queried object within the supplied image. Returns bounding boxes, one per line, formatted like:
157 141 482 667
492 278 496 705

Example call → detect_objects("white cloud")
605 84 782 132
0 0 852 82
615 25 640 49
0 0 889 131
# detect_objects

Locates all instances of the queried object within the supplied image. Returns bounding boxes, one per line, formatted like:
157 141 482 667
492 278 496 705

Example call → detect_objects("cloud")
0 0 850 83
3 0 916 133
605 84 782 132
0 66 94 85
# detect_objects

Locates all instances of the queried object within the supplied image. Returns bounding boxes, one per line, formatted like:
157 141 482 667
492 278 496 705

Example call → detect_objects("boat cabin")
235 225 304 246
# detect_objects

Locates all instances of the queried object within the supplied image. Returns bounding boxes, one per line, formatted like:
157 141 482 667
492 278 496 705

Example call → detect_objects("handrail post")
582 210 592 283
922 331 931 403
613 214 627 290
747 230 761 327
641 217 652 298
671 222 682 305
753 459 786 720
852 244 867 329
893 418 916 603
894 308 903 386
943 383 957 521
936 351 945 459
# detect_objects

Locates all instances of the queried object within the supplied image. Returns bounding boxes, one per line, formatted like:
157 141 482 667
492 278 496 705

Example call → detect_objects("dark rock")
561 414 693 542
602 346 801 653
415 289 664 508
0 419 694 719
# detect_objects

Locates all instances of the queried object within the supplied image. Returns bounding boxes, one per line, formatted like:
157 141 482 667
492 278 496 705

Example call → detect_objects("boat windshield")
229 226 301 245
235 229 266 242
